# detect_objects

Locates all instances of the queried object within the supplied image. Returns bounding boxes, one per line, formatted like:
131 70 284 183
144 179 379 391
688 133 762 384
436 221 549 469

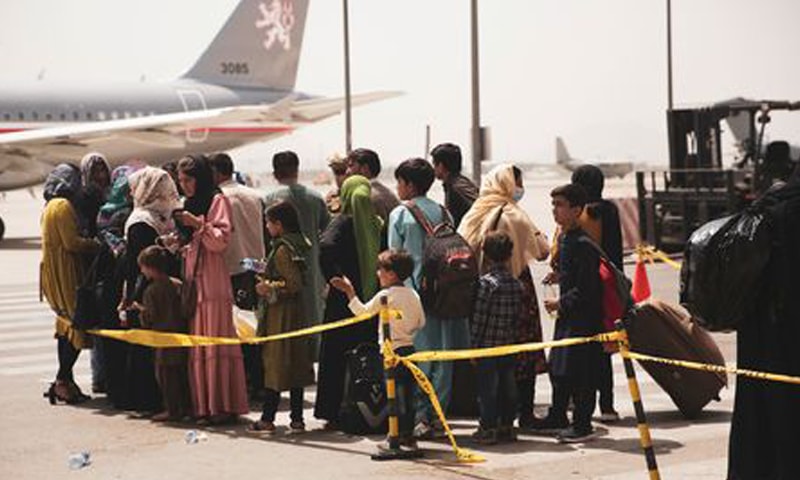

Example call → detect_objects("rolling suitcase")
625 299 727 418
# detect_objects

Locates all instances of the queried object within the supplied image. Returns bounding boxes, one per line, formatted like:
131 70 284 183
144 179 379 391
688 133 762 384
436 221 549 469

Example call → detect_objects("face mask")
512 186 525 202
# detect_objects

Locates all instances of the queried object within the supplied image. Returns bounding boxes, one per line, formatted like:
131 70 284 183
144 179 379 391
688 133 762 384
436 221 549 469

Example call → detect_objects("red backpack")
579 236 633 332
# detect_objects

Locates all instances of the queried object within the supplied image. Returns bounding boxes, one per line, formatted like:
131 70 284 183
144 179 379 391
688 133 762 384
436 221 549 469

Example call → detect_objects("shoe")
321 420 339 432
471 427 498 445
413 421 433 440
399 436 419 452
44 380 90 405
526 415 569 434
248 420 276 434
497 425 518 443
209 414 237 425
556 425 598 444
289 421 306 433
597 410 620 423
517 414 537 430
151 412 172 422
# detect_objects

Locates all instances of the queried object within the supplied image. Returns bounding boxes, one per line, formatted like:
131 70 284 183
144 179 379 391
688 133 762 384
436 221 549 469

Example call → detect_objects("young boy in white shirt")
330 249 425 449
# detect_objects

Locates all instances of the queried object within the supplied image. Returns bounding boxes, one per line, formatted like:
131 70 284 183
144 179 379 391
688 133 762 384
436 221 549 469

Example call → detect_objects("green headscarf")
340 175 382 298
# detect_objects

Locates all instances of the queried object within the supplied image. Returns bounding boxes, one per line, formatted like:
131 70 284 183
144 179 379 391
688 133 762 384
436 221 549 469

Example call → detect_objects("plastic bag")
680 209 771 332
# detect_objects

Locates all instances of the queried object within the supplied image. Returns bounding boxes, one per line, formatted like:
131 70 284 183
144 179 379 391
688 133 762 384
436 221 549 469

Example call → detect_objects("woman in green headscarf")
314 175 383 429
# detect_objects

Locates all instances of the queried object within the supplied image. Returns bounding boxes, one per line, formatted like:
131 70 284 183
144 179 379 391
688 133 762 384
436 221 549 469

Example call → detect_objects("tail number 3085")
220 62 250 75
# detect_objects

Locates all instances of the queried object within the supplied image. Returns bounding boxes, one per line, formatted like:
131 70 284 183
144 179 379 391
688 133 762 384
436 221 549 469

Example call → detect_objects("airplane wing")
291 91 402 123
0 96 298 150
0 90 401 190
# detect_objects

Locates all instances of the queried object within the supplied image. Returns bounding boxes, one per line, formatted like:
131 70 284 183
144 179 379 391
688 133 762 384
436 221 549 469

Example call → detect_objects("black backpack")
404 201 479 319
338 342 388 435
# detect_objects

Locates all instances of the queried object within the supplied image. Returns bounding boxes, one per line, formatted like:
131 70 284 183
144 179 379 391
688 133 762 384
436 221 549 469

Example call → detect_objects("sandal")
248 420 276 434
43 381 88 405
67 382 91 404
152 412 172 422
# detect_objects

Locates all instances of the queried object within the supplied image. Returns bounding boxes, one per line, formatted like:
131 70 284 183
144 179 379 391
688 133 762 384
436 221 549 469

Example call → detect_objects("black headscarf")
43 163 81 203
179 154 220 217
571 164 604 202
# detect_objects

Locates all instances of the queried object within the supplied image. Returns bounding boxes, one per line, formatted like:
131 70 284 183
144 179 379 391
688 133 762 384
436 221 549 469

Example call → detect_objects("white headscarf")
124 166 181 236
457 163 549 277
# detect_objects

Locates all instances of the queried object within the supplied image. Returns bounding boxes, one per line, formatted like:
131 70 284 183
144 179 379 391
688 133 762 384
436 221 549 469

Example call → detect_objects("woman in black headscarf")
41 163 100 404
174 154 248 422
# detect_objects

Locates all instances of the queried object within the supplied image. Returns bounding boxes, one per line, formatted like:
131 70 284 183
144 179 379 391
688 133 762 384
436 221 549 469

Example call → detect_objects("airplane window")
137 112 144 117
59 113 66 121
73 112 79 120
45 113 52 121
124 112 131 119
111 111 119 120
98 112 106 121
18 112 24 120
3 113 9 121
86 112 93 120
149 111 156 116
32 112 38 120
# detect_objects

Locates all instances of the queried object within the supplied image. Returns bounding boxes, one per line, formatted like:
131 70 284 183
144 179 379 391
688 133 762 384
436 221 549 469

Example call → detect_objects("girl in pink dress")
175 154 249 423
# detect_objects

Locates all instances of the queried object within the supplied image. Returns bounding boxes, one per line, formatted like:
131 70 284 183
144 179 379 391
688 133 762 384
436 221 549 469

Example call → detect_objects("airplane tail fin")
725 111 752 146
182 0 309 91
555 136 572 165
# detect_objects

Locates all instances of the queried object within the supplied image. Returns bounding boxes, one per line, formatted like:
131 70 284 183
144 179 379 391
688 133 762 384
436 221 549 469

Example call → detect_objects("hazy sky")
1 0 799 172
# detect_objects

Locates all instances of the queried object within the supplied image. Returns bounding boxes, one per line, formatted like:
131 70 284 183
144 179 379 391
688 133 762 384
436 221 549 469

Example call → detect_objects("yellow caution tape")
637 244 682 270
624 350 800 386
396 355 485 463
88 311 381 348
404 332 622 363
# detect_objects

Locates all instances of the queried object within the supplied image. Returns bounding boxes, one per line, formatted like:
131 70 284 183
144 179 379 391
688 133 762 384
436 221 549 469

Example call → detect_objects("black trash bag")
680 209 772 332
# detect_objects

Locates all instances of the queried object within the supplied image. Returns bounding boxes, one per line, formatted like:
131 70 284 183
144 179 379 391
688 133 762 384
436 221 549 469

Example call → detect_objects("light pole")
470 0 482 184
343 0 353 154
666 0 673 111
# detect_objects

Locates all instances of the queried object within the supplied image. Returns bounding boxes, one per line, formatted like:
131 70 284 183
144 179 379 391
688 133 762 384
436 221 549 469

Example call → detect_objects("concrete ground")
0 182 737 480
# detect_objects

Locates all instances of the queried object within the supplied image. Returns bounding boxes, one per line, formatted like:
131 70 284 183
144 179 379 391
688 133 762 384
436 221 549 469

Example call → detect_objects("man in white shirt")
210 153 266 396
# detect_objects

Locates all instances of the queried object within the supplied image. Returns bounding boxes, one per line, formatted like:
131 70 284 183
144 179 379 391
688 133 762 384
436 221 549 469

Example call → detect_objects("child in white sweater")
330 248 425 448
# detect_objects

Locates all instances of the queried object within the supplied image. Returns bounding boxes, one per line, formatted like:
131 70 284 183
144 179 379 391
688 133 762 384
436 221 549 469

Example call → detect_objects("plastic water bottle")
184 430 208 444
240 258 268 274
67 451 91 470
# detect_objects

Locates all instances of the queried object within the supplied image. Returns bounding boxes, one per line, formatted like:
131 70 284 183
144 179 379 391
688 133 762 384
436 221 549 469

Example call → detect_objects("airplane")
0 0 399 242
555 136 634 179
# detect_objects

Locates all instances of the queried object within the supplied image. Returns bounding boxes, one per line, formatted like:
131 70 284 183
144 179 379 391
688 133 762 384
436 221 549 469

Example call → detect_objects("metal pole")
470 0 481 185
666 0 673 111
615 320 661 480
343 0 353 154
372 296 423 461
424 124 431 159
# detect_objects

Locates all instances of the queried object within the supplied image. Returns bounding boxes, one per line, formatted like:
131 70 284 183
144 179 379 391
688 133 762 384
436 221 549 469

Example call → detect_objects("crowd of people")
39 144 627 447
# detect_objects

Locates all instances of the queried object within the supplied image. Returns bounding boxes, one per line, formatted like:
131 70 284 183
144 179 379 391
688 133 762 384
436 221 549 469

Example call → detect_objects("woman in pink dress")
174 154 249 423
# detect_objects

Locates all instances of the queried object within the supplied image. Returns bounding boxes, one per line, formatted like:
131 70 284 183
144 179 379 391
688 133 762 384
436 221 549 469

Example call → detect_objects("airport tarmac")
0 174 738 480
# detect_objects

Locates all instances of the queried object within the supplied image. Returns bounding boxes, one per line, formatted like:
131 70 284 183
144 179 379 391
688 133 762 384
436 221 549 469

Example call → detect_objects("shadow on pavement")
613 408 732 430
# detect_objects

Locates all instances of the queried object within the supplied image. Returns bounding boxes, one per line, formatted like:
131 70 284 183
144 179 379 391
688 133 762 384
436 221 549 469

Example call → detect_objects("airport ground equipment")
637 98 799 251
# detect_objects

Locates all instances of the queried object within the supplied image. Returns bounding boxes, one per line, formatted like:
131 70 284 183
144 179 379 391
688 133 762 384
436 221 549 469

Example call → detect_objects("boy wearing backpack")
536 183 604 443
330 248 425 449
388 158 473 439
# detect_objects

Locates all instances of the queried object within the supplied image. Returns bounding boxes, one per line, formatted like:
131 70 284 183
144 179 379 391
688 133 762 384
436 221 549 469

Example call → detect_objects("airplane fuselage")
0 80 305 189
